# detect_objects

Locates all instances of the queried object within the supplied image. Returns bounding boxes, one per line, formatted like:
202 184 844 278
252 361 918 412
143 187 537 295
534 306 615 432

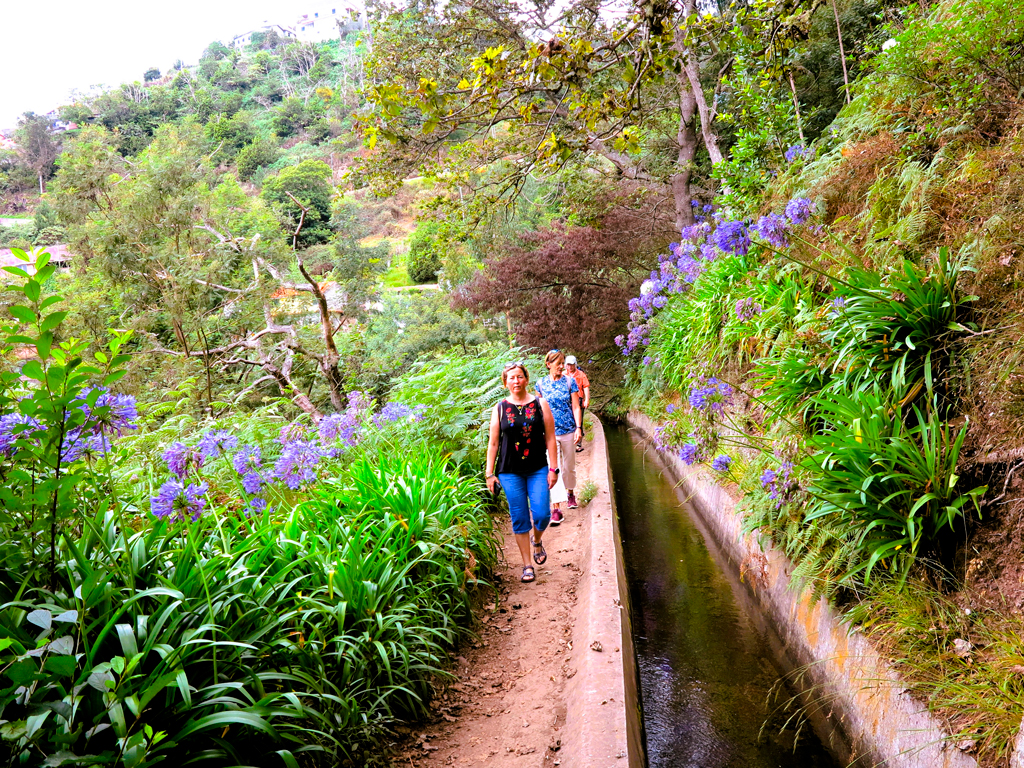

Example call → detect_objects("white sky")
1 0 334 130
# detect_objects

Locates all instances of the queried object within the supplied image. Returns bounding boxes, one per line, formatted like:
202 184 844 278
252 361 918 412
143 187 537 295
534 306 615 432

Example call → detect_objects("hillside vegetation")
617 0 1024 761
3 0 1024 764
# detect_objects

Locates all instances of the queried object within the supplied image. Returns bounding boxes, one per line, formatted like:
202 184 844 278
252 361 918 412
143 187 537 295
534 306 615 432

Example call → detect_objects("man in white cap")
565 356 590 453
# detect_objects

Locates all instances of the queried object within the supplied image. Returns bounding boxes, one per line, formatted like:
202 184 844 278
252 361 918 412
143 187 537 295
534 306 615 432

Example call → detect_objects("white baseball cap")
565 355 577 364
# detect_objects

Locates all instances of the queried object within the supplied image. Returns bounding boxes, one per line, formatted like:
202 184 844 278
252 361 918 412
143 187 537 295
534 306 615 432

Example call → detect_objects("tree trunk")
296 254 345 412
788 69 806 143
671 67 699 231
832 0 852 105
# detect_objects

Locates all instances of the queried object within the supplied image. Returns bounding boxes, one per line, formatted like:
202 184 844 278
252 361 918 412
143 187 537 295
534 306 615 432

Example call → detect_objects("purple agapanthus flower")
242 472 265 495
678 444 699 465
785 197 815 226
711 455 732 472
762 460 799 507
151 480 209 522
278 423 307 445
234 444 267 495
197 430 239 460
0 413 42 456
688 376 733 414
61 430 111 463
373 401 415 428
666 403 677 414
735 297 763 322
272 440 327 490
828 296 847 319
712 220 751 256
642 356 653 366
243 497 272 518
784 145 814 163
232 445 261 474
754 212 790 249
77 388 139 436
163 441 201 479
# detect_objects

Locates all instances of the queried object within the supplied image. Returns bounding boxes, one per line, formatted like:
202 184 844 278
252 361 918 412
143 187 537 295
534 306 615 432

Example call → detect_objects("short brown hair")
544 350 565 368
501 362 529 385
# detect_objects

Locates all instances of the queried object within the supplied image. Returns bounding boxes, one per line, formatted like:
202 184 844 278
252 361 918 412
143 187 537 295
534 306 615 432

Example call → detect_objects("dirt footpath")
393 447 598 768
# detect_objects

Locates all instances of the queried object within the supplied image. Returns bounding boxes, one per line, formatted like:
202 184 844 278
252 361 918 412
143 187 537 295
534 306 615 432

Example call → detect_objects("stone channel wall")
563 416 644 768
626 411 979 768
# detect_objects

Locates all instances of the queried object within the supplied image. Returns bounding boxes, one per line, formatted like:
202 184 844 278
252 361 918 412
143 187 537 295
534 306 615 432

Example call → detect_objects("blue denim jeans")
498 467 551 535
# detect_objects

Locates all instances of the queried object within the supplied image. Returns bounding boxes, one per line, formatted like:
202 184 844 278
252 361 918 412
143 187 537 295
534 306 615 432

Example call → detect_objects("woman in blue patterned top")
535 350 582 523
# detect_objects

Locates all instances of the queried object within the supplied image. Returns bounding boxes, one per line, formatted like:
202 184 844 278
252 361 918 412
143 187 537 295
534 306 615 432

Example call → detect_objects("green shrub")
261 160 333 247
32 226 65 246
802 386 985 586
0 452 496 767
407 221 442 283
33 201 59 231
236 138 280 181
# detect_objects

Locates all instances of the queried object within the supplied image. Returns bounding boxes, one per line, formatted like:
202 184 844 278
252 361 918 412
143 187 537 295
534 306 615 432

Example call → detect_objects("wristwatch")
550 467 559 474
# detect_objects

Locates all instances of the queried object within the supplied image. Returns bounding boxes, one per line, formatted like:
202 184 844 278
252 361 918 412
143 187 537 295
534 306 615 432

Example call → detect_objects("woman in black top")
485 362 559 583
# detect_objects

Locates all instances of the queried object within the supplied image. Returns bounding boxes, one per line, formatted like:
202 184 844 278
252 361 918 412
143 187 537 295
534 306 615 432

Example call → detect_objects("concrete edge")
563 415 644 768
626 411 979 768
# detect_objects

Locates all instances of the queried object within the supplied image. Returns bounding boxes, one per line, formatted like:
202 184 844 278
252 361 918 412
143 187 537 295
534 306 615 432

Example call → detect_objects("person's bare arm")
486 404 500 494
571 391 583 444
540 398 559 489
582 385 590 410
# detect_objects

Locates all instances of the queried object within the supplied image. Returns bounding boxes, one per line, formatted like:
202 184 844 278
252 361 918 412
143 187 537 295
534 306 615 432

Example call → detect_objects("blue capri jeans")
498 467 551 535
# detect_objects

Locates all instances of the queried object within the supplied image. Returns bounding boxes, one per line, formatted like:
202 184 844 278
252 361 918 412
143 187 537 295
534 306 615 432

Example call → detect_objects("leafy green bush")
0 450 495 767
0 267 504 765
875 0 1024 137
236 138 280 182
261 160 333 247
388 345 542 465
32 226 65 246
802 387 985 586
407 221 442 283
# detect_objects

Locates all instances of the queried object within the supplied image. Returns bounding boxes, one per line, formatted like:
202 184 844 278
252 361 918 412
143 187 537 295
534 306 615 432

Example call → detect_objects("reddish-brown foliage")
454 210 671 356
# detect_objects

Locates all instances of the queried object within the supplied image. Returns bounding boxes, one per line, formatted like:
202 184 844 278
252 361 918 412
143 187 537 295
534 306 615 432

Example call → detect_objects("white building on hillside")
231 23 296 49
227 7 366 49
294 6 366 42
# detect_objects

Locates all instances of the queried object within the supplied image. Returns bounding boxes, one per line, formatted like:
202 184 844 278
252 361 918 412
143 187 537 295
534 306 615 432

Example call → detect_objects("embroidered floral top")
535 375 579 436
496 397 549 476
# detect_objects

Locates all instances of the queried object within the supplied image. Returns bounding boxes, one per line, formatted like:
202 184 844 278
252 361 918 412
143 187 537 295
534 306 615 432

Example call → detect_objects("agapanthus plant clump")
652 387 730 467
147 392 433 521
616 196 818 359
1 389 139 466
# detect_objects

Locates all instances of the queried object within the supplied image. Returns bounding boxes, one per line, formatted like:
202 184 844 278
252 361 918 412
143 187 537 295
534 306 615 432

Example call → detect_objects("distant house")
0 245 72 276
271 280 348 320
230 23 297 49
295 6 366 42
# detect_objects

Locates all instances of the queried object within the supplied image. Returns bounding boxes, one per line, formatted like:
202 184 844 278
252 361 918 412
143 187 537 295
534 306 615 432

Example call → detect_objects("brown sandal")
531 538 547 565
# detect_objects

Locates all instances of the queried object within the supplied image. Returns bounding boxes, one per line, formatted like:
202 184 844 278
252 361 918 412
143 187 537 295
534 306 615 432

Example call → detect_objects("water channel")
607 425 839 768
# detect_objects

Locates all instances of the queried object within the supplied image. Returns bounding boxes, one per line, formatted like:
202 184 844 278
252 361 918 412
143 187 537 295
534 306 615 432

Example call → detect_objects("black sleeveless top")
495 398 549 476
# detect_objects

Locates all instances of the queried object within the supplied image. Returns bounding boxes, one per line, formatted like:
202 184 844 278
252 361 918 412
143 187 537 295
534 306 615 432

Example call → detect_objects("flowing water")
608 425 839 768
